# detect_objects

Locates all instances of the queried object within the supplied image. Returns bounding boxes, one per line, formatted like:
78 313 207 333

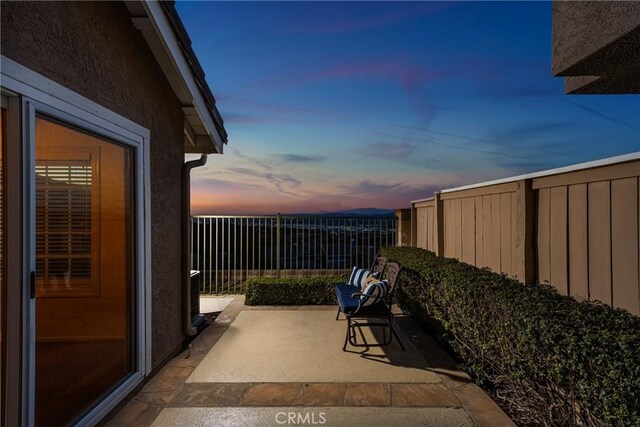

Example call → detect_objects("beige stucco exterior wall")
2 1 187 367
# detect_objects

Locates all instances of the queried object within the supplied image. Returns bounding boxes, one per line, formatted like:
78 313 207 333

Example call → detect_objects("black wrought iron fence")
191 215 397 293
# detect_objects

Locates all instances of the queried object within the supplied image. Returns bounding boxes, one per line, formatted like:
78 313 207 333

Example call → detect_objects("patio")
107 296 513 426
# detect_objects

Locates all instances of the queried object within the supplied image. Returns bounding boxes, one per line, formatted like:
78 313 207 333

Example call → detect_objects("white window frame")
1 55 152 426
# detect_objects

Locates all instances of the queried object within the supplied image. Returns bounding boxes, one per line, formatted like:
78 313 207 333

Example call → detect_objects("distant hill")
291 208 395 217
329 208 395 216
288 208 396 218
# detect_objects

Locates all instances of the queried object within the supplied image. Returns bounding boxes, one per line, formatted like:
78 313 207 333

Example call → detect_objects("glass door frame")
1 91 24 427
1 55 152 427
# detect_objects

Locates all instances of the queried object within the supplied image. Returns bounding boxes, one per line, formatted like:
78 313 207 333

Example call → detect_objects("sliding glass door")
1 104 5 425
34 116 135 426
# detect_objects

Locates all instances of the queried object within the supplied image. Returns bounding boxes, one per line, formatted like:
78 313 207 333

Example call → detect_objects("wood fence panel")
475 195 484 267
443 200 452 257
500 192 512 276
420 206 429 249
588 181 612 305
423 207 430 251
416 207 426 249
410 156 639 315
611 178 639 314
550 186 568 295
537 188 551 284
482 195 492 269
490 194 502 272
454 198 462 260
430 206 437 252
515 181 534 284
424 208 430 250
568 184 589 301
443 199 459 259
511 192 518 278
427 207 435 251
432 188 518 274
461 197 475 264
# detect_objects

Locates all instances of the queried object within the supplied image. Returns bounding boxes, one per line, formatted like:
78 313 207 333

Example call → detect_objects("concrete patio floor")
188 309 439 383
107 296 514 427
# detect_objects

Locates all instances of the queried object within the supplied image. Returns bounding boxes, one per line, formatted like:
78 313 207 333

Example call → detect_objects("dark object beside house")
190 270 202 324
335 259 406 351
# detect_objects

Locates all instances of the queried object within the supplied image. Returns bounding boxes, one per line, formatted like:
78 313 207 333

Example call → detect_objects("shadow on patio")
107 296 513 427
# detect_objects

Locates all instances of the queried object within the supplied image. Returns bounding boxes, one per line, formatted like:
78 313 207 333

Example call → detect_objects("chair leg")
343 315 403 351
342 316 351 351
381 321 389 345
336 307 342 320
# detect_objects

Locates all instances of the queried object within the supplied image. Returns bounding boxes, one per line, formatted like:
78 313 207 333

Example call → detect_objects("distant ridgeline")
293 208 396 218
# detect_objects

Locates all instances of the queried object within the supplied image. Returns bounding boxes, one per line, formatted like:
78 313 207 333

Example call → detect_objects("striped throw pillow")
360 274 380 292
347 267 379 288
360 279 389 307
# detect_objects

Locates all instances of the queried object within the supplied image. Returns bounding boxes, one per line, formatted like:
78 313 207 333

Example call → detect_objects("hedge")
244 276 343 305
380 246 640 427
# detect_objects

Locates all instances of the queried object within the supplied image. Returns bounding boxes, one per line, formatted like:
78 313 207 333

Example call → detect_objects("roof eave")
126 0 227 154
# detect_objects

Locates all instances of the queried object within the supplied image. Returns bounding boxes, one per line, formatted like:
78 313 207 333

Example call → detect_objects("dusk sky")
179 1 640 215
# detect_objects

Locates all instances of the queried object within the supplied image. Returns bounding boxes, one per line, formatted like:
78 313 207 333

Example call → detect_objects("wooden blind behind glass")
35 160 95 295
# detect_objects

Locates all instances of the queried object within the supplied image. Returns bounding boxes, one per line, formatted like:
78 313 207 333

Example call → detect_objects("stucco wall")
2 1 186 368
552 1 640 94
552 1 640 76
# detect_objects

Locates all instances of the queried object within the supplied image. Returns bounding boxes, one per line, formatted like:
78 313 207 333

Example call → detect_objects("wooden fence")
409 153 640 315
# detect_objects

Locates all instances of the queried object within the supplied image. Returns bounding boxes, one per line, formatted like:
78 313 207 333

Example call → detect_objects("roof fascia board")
131 16 191 103
139 1 223 153
184 119 197 148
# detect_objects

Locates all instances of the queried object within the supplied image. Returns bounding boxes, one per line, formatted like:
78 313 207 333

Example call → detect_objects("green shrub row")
244 276 343 305
380 246 640 426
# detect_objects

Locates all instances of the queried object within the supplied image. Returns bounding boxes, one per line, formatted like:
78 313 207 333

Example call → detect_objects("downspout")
183 154 207 337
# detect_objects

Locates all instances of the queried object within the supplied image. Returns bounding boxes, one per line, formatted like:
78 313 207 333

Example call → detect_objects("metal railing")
191 214 397 294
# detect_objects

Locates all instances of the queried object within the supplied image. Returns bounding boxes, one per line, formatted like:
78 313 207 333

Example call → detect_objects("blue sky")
178 1 640 214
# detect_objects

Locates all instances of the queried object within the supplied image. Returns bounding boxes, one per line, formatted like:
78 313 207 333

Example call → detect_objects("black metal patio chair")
334 261 405 351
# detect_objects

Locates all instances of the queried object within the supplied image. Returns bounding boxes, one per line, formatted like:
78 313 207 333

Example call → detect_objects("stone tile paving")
240 383 305 406
343 383 391 407
302 383 347 406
